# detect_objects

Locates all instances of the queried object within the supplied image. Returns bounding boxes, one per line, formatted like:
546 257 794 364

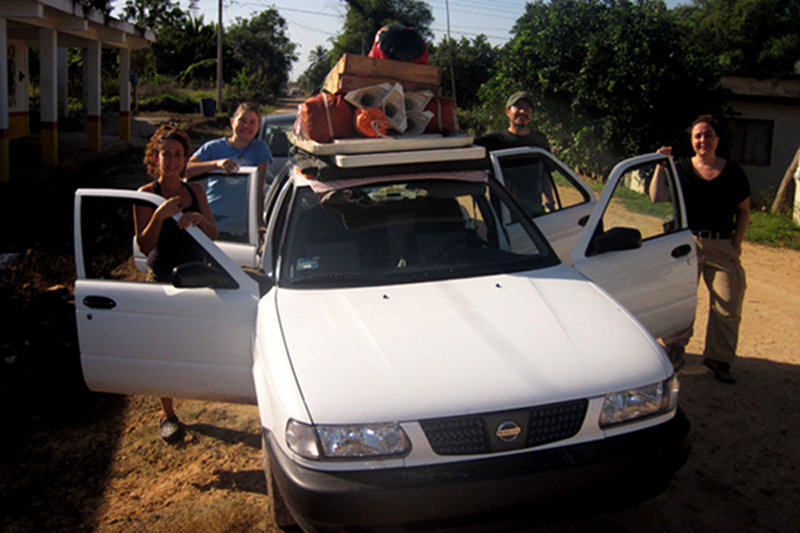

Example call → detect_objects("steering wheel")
435 238 491 260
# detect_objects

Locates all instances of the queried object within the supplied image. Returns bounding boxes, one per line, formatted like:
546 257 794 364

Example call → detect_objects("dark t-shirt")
146 181 207 281
675 159 750 233
475 129 549 152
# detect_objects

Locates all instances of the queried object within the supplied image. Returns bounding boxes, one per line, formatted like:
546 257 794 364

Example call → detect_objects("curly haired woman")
133 124 218 442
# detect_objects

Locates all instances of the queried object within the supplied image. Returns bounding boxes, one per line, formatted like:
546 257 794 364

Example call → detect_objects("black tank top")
146 181 207 281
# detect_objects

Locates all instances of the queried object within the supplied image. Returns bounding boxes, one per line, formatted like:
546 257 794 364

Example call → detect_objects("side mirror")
172 262 239 289
588 227 642 256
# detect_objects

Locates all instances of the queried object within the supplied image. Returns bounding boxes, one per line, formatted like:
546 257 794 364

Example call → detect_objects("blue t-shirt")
192 138 273 235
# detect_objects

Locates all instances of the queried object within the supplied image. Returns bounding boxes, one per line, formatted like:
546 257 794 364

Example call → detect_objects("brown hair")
688 114 718 136
232 102 261 121
143 124 192 179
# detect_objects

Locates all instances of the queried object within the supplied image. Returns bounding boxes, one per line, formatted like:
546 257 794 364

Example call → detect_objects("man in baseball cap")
476 91 555 215
476 91 549 152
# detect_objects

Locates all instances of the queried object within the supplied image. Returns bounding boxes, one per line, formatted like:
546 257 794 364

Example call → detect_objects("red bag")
368 24 429 64
294 93 355 143
424 97 459 134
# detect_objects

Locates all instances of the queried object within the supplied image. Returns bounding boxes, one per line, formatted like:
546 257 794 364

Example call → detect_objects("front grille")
526 399 589 447
420 399 588 456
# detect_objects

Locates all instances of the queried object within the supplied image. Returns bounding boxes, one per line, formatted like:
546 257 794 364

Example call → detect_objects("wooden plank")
324 53 441 94
324 74 439 94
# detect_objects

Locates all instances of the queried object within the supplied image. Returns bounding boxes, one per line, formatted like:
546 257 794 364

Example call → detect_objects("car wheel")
261 431 297 528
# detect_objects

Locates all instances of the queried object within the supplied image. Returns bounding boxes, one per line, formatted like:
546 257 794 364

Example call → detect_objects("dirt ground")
1 110 799 532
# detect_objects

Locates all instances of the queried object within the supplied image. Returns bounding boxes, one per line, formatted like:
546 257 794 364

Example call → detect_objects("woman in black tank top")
134 125 219 282
132 124 219 443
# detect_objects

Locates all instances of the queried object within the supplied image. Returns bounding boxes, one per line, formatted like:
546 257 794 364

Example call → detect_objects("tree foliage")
152 16 217 82
673 0 800 77
330 0 433 61
429 36 498 109
75 0 112 14
481 0 724 176
224 9 298 98
297 46 332 94
120 0 187 31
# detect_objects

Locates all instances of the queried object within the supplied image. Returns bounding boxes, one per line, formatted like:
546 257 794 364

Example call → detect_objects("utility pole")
445 0 457 104
216 0 223 114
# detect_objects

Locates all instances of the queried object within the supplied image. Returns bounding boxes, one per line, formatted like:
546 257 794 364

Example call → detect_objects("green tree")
482 0 723 177
330 0 433 61
76 0 112 14
224 9 298 99
673 0 800 77
120 0 187 31
153 16 217 83
297 46 332 94
429 35 497 109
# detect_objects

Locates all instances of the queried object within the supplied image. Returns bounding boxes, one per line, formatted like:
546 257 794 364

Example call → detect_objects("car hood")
276 265 668 424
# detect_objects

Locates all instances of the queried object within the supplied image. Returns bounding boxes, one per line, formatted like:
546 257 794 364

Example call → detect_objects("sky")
110 0 682 80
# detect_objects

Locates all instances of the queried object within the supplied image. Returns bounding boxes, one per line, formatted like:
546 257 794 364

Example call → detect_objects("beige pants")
664 236 746 364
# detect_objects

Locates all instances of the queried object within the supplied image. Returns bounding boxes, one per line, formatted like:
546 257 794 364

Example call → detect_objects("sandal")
160 414 186 443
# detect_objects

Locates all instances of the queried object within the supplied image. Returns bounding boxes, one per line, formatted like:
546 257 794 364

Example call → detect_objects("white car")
73 140 694 531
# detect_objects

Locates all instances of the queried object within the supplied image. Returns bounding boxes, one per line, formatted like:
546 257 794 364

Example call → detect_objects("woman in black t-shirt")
650 115 750 384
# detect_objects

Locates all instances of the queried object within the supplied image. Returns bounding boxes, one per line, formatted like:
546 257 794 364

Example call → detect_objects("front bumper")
266 409 690 531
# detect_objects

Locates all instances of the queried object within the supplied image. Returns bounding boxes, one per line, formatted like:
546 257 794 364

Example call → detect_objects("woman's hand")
177 211 206 230
216 158 239 173
657 146 672 157
154 196 183 221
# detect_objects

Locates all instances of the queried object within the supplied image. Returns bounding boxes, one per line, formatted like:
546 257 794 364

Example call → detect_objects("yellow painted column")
41 121 59 165
9 112 29 138
120 110 131 141
88 114 101 151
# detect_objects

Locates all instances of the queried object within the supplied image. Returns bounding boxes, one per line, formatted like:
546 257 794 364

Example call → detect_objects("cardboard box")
324 54 441 94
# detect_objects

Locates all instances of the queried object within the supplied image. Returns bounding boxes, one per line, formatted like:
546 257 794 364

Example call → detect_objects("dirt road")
1 111 799 532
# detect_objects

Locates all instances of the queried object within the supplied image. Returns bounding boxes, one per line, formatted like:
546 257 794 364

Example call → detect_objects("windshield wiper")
287 272 390 287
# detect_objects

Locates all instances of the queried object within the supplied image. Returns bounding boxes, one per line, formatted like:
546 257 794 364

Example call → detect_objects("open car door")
569 153 696 340
490 147 597 262
190 166 262 267
74 189 260 403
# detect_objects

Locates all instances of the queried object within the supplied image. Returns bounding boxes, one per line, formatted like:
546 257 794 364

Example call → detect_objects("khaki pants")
664 236 746 364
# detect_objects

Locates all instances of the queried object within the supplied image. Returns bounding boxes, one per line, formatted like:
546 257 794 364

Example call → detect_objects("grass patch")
746 211 800 249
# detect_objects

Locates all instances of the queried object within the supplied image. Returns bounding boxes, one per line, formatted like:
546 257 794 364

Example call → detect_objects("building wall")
726 99 800 207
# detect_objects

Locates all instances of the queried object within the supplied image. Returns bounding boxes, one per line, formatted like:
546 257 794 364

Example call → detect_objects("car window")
497 153 591 218
588 160 683 255
193 173 250 243
278 179 559 288
79 195 219 283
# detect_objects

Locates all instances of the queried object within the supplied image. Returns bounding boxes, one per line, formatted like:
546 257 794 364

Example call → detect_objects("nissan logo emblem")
495 421 522 442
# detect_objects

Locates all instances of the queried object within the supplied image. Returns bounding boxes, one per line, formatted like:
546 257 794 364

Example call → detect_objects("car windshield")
279 178 559 288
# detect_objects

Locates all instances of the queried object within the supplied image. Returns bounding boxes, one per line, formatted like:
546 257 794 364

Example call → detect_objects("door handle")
671 244 692 258
83 295 117 309
578 215 590 227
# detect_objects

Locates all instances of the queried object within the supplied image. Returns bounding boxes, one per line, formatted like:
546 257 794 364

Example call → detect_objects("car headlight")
286 419 411 460
599 375 679 428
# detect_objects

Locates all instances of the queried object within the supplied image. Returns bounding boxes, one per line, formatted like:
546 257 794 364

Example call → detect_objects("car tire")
261 432 298 529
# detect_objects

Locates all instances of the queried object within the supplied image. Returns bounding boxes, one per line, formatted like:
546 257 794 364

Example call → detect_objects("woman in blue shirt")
187 102 273 235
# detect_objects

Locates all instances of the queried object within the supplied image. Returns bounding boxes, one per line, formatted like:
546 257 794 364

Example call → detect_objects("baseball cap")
506 91 533 109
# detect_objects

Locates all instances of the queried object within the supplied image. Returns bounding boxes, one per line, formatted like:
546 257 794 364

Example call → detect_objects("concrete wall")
727 99 800 207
